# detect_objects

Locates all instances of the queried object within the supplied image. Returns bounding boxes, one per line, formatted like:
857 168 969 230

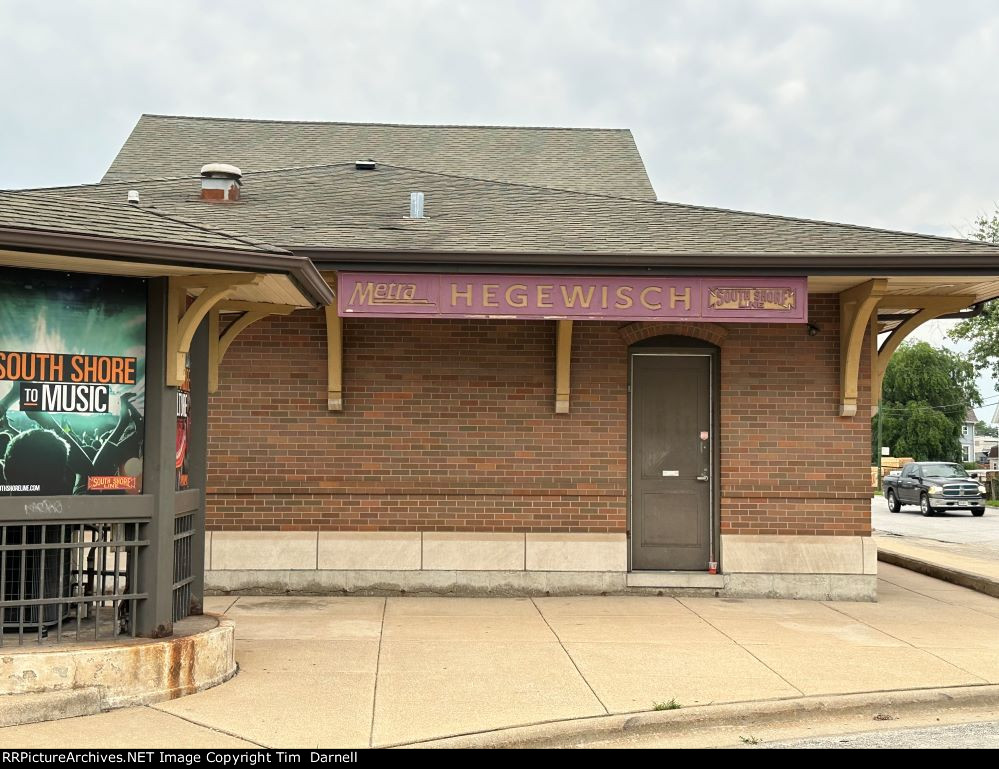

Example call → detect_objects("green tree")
874 341 980 461
950 208 999 379
977 420 998 438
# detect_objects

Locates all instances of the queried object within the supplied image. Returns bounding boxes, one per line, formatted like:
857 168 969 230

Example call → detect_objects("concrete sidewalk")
3 563 999 748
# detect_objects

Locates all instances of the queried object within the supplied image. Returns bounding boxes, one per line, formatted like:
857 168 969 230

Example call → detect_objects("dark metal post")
877 398 884 486
188 318 210 614
135 279 177 637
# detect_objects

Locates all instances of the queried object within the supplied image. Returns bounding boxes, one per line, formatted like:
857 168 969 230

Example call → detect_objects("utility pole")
877 398 884 486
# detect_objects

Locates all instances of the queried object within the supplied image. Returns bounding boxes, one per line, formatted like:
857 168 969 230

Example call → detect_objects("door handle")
696 475 709 482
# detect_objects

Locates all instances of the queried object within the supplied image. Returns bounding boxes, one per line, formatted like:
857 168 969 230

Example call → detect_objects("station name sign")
338 273 808 323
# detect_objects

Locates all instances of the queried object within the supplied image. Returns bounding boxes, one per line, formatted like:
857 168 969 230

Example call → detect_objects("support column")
136 278 179 638
188 316 210 614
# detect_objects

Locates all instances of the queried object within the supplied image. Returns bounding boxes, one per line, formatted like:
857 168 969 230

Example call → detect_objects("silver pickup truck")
883 462 986 517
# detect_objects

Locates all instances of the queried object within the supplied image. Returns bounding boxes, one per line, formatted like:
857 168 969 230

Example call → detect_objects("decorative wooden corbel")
166 275 264 387
207 301 299 393
555 320 573 414
325 305 343 411
839 279 887 417
873 295 975 402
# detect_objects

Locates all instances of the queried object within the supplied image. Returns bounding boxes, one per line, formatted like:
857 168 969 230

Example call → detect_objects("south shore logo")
0 351 138 414
707 287 797 312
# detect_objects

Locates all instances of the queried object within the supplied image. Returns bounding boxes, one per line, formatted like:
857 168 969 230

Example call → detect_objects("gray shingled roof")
0 190 287 254
23 163 999 257
102 114 656 200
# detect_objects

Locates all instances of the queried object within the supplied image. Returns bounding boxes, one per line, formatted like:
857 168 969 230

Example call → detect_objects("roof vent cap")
200 163 242 202
355 159 376 170
200 163 243 179
127 190 140 205
409 191 425 219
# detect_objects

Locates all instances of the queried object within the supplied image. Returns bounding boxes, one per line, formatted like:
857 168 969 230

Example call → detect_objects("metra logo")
707 287 797 311
348 282 432 306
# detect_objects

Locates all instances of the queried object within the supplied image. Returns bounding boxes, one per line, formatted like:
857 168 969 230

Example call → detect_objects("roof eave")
298 247 999 276
0 226 334 307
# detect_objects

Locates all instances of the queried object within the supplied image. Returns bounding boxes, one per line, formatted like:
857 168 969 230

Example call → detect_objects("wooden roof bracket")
166 274 264 387
325 272 343 411
555 320 573 414
207 301 299 393
839 279 887 417
325 306 343 411
873 294 977 406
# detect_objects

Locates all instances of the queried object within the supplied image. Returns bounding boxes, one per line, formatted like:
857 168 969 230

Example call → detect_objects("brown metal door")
631 353 712 571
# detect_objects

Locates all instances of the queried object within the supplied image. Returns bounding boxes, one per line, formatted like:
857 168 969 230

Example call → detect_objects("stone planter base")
0 614 236 727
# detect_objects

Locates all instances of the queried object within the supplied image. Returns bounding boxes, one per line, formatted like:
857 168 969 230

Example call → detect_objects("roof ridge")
652 197 999 249
22 159 658 202
6 174 202 193
0 189 288 254
138 113 635 133
367 162 659 203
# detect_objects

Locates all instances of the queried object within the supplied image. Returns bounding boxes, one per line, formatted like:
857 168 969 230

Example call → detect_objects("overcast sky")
2 1 998 406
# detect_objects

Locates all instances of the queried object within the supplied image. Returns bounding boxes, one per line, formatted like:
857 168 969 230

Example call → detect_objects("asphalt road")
759 720 999 749
872 496 999 547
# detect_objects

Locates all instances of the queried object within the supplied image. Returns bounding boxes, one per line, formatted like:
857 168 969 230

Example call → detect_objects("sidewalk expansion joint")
529 597 610 715
368 596 388 748
146 704 270 748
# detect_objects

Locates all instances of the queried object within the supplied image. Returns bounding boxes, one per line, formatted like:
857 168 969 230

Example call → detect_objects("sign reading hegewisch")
0 268 147 497
338 273 808 323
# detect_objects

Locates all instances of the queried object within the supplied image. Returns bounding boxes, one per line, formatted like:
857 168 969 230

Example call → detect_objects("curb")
399 685 999 749
878 548 999 599
0 688 105 728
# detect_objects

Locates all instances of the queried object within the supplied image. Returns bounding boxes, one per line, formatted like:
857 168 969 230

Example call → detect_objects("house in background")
975 434 999 464
961 407 978 463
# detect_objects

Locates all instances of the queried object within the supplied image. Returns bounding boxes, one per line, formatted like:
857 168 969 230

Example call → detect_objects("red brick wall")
206 293 871 537
718 295 872 536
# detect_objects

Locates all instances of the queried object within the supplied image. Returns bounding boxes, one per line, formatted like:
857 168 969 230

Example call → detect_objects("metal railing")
172 512 195 623
0 521 148 646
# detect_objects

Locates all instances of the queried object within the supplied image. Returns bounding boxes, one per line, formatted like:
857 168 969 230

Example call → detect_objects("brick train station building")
4 114 999 609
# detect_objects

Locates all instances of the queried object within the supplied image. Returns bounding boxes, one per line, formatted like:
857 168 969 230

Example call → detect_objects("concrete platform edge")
877 548 999 599
399 684 999 749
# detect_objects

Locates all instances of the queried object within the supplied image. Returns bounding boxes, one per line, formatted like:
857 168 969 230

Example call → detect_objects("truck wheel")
886 489 901 513
920 493 935 517
972 508 986 517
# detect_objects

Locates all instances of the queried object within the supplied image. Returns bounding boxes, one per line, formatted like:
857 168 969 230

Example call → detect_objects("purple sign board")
338 273 808 323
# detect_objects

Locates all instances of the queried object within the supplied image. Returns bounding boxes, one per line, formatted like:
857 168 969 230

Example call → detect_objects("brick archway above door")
618 321 729 347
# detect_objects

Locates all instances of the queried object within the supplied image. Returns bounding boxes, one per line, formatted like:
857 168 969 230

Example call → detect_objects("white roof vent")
127 190 140 205
409 191 425 219
355 159 376 170
200 163 242 202
200 163 243 179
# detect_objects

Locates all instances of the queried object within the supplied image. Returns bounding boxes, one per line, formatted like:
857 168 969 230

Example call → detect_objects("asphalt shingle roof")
0 190 288 254
102 114 657 200
22 163 999 257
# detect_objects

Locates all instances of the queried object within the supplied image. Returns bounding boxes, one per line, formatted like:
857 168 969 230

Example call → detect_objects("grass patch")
653 698 682 711
740 735 761 745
